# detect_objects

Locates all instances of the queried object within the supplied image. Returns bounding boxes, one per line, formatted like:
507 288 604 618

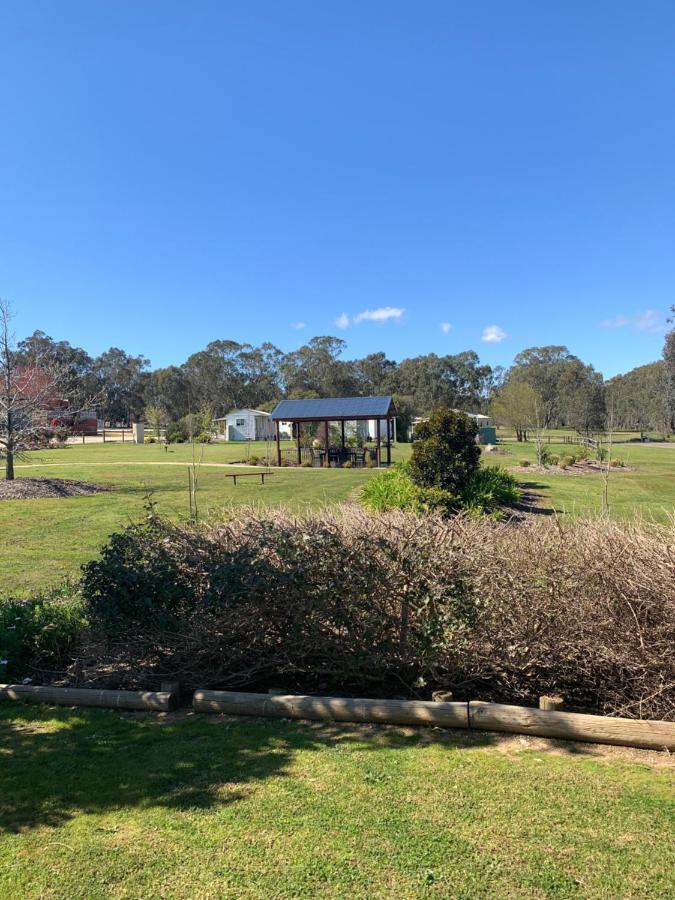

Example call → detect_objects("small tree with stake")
410 407 480 497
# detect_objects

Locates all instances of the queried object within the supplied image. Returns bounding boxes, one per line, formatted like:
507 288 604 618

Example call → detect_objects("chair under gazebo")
270 396 396 468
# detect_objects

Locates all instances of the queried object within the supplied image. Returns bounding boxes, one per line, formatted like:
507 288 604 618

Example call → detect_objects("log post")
539 695 564 711
0 684 177 712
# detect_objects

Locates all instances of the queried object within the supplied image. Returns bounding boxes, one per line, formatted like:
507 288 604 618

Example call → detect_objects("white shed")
215 409 275 442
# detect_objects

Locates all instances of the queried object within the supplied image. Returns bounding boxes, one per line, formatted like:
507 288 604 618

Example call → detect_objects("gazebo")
270 396 396 468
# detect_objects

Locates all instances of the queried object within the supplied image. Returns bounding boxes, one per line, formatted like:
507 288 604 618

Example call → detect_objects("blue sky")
1 1 673 377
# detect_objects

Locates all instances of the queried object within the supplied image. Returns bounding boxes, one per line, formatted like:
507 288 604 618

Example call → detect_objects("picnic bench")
225 471 275 486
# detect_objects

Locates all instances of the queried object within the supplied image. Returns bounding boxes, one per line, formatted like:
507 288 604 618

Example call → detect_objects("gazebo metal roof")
271 395 395 422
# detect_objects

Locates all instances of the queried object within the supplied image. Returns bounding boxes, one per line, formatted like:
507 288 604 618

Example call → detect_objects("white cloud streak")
481 324 507 343
353 306 405 324
291 321 306 330
600 309 666 334
440 322 452 334
334 307 405 329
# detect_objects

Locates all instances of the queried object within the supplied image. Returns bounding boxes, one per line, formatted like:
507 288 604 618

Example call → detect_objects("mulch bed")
0 477 112 501
512 462 634 477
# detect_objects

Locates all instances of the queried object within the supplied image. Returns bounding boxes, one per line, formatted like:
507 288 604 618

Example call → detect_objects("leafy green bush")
362 462 518 517
194 432 211 444
410 408 480 495
0 587 86 680
575 445 592 460
559 455 575 469
342 460 353 468
458 466 520 514
519 458 530 467
361 463 422 512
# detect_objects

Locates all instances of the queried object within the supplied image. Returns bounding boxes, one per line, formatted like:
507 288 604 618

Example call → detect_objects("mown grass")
0 705 672 899
0 436 673 595
484 441 675 522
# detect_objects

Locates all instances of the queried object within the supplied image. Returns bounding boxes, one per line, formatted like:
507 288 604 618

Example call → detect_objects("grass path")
0 706 672 899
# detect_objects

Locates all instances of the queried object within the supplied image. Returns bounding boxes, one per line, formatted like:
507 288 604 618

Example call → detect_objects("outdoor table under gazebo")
270 396 396 468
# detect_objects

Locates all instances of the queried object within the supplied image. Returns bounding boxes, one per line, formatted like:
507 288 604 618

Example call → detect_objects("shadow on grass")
0 703 610 834
514 481 555 516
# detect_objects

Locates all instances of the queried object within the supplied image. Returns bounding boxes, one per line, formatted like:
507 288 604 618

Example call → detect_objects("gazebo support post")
324 420 330 466
386 417 392 466
340 420 345 451
275 420 282 467
376 418 382 467
296 422 302 465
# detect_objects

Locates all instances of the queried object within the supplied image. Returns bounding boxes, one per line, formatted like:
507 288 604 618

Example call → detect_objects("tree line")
10 309 675 441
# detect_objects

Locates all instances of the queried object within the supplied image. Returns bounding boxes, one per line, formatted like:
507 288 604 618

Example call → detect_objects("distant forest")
13 314 675 439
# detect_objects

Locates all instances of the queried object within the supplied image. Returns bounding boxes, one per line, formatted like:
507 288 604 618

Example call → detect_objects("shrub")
79 511 675 719
342 460 353 469
52 426 70 446
0 587 86 681
559 455 575 469
361 463 421 512
81 509 474 691
458 466 520 514
249 455 260 466
301 461 313 468
609 458 625 468
547 454 559 466
145 436 157 444
410 408 480 496
575 445 592 461
195 432 211 444
519 459 530 467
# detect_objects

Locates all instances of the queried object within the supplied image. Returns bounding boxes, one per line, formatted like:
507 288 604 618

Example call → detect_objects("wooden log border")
0 684 177 712
192 690 675 752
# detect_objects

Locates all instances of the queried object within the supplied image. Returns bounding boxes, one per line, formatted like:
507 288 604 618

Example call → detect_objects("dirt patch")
0 477 111 501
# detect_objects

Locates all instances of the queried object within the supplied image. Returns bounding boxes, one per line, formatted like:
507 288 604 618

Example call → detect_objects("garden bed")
513 461 635 476
0 477 111 501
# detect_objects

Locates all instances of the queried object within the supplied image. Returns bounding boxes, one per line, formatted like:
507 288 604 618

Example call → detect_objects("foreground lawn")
1 438 673 595
0 706 672 899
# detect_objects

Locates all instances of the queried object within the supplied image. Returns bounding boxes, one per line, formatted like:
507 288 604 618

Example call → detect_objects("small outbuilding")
215 409 276 442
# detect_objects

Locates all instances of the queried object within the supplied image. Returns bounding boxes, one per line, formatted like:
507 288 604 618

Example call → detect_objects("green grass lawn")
1 437 673 596
485 441 675 522
0 705 672 899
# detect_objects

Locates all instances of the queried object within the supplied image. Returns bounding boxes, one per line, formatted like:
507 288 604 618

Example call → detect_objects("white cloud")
481 324 507 343
600 309 666 334
334 312 350 330
353 306 405 324
440 322 452 334
291 321 306 330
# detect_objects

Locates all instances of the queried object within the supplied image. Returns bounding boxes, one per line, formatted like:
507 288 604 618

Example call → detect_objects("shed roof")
271 395 395 421
213 409 272 421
